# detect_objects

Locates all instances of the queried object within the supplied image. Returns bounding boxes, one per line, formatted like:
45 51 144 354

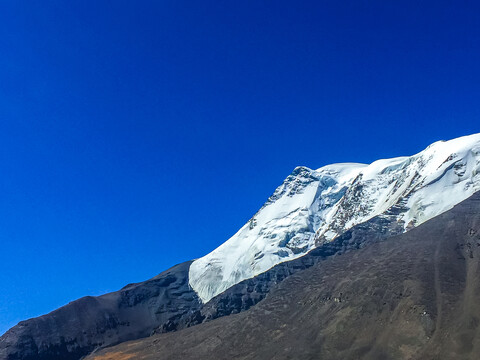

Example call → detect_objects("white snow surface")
189 134 480 303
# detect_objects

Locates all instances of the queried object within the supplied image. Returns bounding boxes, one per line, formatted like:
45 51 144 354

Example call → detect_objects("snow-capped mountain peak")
189 134 480 303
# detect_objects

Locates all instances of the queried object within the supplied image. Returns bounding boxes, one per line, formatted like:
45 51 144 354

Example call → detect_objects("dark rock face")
86 192 480 360
0 262 203 360
200 211 405 321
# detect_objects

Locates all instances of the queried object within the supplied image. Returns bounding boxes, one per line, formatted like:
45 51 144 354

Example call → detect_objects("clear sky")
0 0 479 335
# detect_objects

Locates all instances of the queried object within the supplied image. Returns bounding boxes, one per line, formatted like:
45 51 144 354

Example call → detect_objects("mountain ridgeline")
1 133 480 360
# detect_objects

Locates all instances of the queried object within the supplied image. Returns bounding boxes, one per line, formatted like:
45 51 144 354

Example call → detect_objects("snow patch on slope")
189 134 480 303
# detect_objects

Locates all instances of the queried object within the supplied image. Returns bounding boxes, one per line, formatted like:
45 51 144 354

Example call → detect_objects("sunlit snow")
189 133 480 303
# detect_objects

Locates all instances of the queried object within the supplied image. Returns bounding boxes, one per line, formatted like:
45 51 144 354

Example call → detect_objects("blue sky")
0 0 479 334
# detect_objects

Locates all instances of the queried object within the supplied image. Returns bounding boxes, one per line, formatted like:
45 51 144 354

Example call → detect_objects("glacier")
189 133 480 303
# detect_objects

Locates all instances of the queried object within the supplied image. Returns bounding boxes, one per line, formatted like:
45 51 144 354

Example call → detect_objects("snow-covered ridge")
189 133 480 303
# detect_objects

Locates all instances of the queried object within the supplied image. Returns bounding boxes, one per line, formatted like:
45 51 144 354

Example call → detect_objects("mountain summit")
189 133 480 302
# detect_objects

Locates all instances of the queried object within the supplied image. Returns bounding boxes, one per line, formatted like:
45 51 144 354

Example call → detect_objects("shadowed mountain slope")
87 192 480 360
0 262 204 360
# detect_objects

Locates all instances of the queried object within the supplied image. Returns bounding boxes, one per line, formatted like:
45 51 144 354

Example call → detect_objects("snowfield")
189 133 480 303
